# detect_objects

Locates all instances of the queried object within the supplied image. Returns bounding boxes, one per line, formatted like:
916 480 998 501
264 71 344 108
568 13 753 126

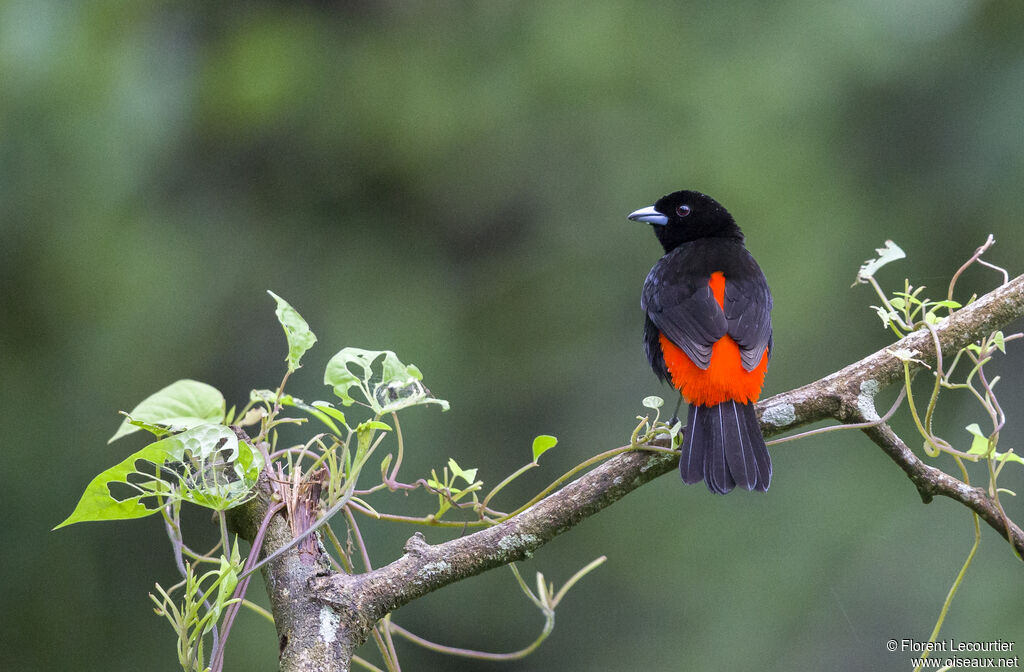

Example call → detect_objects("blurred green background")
4 1 1023 670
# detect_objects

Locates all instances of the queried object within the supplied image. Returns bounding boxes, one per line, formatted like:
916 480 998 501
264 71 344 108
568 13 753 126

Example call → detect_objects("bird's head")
628 190 743 252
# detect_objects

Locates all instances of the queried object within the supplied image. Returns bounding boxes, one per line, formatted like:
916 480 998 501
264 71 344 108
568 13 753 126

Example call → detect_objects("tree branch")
310 446 678 624
757 272 1024 434
859 422 1024 552
228 475 351 671
233 273 1024 671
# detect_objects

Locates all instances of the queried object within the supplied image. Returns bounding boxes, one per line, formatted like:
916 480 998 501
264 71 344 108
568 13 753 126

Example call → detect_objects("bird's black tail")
680 401 771 493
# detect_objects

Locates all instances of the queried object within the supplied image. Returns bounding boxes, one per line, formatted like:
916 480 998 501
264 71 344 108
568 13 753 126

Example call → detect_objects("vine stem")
479 461 538 516
766 387 906 446
210 500 286 672
947 234 998 302
499 444 678 523
389 621 551 661
352 655 386 672
387 412 404 484
345 499 402 671
912 458 981 672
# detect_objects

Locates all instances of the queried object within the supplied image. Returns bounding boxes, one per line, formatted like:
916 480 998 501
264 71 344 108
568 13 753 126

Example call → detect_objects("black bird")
629 190 774 493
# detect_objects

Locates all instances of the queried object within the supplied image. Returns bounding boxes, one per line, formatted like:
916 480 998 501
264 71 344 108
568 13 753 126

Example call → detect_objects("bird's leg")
669 393 684 426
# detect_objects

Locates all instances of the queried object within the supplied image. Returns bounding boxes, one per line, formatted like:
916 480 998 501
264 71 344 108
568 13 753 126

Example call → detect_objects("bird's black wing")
641 251 727 371
722 251 773 371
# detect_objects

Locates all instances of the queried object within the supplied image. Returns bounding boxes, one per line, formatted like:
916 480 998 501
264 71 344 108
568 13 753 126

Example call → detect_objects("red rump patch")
659 271 768 406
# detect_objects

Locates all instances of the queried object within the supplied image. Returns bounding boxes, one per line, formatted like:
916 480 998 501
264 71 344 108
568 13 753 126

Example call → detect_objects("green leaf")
206 542 242 633
250 388 280 404
532 435 558 463
930 300 962 310
642 396 664 410
55 442 175 528
267 291 317 372
855 240 906 283
280 396 343 434
357 420 392 433
108 380 225 444
324 363 362 406
57 424 263 529
311 401 347 427
995 450 1024 466
669 418 683 441
964 423 1022 465
871 305 894 329
381 351 420 382
375 377 450 414
126 417 173 438
324 347 379 406
889 297 905 310
993 331 1006 353
447 458 478 485
965 423 990 456
253 390 335 433
324 347 449 413
217 548 239 604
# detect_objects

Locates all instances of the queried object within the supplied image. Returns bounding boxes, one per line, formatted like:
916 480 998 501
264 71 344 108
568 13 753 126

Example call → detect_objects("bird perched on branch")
629 190 773 493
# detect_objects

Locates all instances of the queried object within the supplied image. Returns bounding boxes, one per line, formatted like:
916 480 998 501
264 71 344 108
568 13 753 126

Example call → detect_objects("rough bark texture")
758 271 1024 433
228 273 1024 672
229 478 351 671
311 447 677 624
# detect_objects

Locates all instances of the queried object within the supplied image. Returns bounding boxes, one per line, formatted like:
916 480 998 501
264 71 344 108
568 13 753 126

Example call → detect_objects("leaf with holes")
324 347 448 413
108 380 225 444
56 425 262 529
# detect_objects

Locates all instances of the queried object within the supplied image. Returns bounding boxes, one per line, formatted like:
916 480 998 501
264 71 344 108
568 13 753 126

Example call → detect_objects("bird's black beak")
627 205 668 226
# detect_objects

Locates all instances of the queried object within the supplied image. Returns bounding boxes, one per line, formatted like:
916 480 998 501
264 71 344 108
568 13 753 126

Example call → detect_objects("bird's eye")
675 204 691 217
